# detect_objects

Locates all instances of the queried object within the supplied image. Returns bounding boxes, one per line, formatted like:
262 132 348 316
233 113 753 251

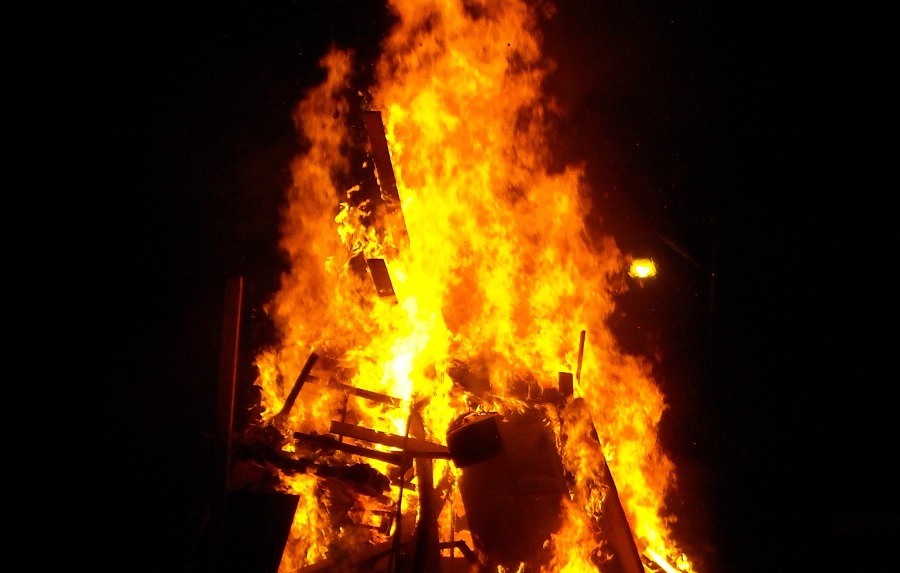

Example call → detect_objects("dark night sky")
70 2 893 572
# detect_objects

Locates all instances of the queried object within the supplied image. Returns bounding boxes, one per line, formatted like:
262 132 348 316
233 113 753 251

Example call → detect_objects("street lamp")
628 258 657 279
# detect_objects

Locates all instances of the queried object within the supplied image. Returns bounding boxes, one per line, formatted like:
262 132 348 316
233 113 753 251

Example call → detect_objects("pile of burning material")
224 1 699 572
231 344 643 573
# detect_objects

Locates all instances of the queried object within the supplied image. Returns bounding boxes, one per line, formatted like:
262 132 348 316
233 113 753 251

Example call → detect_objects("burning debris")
216 1 698 572
230 344 645 572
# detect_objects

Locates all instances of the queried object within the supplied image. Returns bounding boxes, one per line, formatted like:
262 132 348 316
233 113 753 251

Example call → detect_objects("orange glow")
248 1 697 571
628 258 657 279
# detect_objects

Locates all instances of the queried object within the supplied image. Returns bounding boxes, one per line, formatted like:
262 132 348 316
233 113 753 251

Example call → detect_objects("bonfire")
228 2 697 572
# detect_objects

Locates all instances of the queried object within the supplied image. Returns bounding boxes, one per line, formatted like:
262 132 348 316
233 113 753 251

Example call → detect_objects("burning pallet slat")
274 351 320 422
366 257 398 300
362 110 402 205
362 109 409 250
559 396 646 573
295 431 408 467
330 420 451 459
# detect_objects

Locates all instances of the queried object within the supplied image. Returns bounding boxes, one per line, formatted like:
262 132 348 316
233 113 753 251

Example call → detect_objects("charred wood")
295 431 408 468
558 371 574 405
330 420 451 459
366 258 397 300
560 397 645 573
230 423 393 500
362 110 402 205
447 358 492 399
274 352 319 422
362 109 409 250
407 409 441 573
314 379 402 408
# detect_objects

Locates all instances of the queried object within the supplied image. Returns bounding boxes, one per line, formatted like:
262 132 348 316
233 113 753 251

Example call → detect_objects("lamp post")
627 232 716 341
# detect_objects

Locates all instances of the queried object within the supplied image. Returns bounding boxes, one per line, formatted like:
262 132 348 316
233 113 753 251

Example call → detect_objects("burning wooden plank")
329 420 451 459
365 257 397 300
330 381 403 407
559 396 646 573
296 416 450 469
295 431 407 467
274 351 319 422
362 109 409 249
362 110 402 205
406 409 441 573
293 408 475 573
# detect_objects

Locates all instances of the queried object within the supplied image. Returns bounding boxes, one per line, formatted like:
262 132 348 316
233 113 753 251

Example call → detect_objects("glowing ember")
245 1 697 571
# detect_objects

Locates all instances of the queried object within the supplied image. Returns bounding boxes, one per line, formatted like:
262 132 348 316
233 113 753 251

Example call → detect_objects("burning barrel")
446 409 569 568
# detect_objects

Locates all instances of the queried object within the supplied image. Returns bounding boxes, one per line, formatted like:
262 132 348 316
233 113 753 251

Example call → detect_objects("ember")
220 1 697 572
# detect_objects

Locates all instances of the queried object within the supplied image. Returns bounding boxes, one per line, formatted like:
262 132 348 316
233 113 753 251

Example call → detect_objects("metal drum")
446 409 569 568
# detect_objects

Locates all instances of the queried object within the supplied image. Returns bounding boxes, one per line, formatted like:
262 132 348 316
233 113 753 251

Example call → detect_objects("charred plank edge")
408 409 440 572
294 431 406 467
330 420 451 457
561 397 645 573
362 110 401 204
275 352 319 419
366 257 397 299
300 368 403 407
558 371 574 400
361 109 410 246
335 383 402 407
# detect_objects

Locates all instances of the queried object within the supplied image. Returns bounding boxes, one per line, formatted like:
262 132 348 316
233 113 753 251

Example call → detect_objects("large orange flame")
250 1 697 571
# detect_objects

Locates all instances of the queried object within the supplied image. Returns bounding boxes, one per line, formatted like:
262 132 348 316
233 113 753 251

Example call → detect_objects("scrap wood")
366 258 397 300
302 371 403 407
329 420 451 459
560 397 645 573
333 382 402 407
314 462 392 499
274 352 320 422
295 431 407 467
362 110 401 205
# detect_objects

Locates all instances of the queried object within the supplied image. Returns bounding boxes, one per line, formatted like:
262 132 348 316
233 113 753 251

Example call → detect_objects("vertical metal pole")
210 276 244 571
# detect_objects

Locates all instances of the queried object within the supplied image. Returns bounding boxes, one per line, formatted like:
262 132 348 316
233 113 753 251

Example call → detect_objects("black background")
70 1 893 572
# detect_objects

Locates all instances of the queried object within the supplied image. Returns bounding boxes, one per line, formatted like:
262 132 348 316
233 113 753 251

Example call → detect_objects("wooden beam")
366 258 396 300
294 432 406 467
331 382 402 407
329 420 451 459
274 352 319 420
362 110 401 205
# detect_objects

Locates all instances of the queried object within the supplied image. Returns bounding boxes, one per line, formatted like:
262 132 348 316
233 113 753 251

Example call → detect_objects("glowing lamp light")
628 258 657 279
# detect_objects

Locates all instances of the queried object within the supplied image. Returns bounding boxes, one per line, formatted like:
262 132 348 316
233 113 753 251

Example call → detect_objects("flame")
247 1 697 571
